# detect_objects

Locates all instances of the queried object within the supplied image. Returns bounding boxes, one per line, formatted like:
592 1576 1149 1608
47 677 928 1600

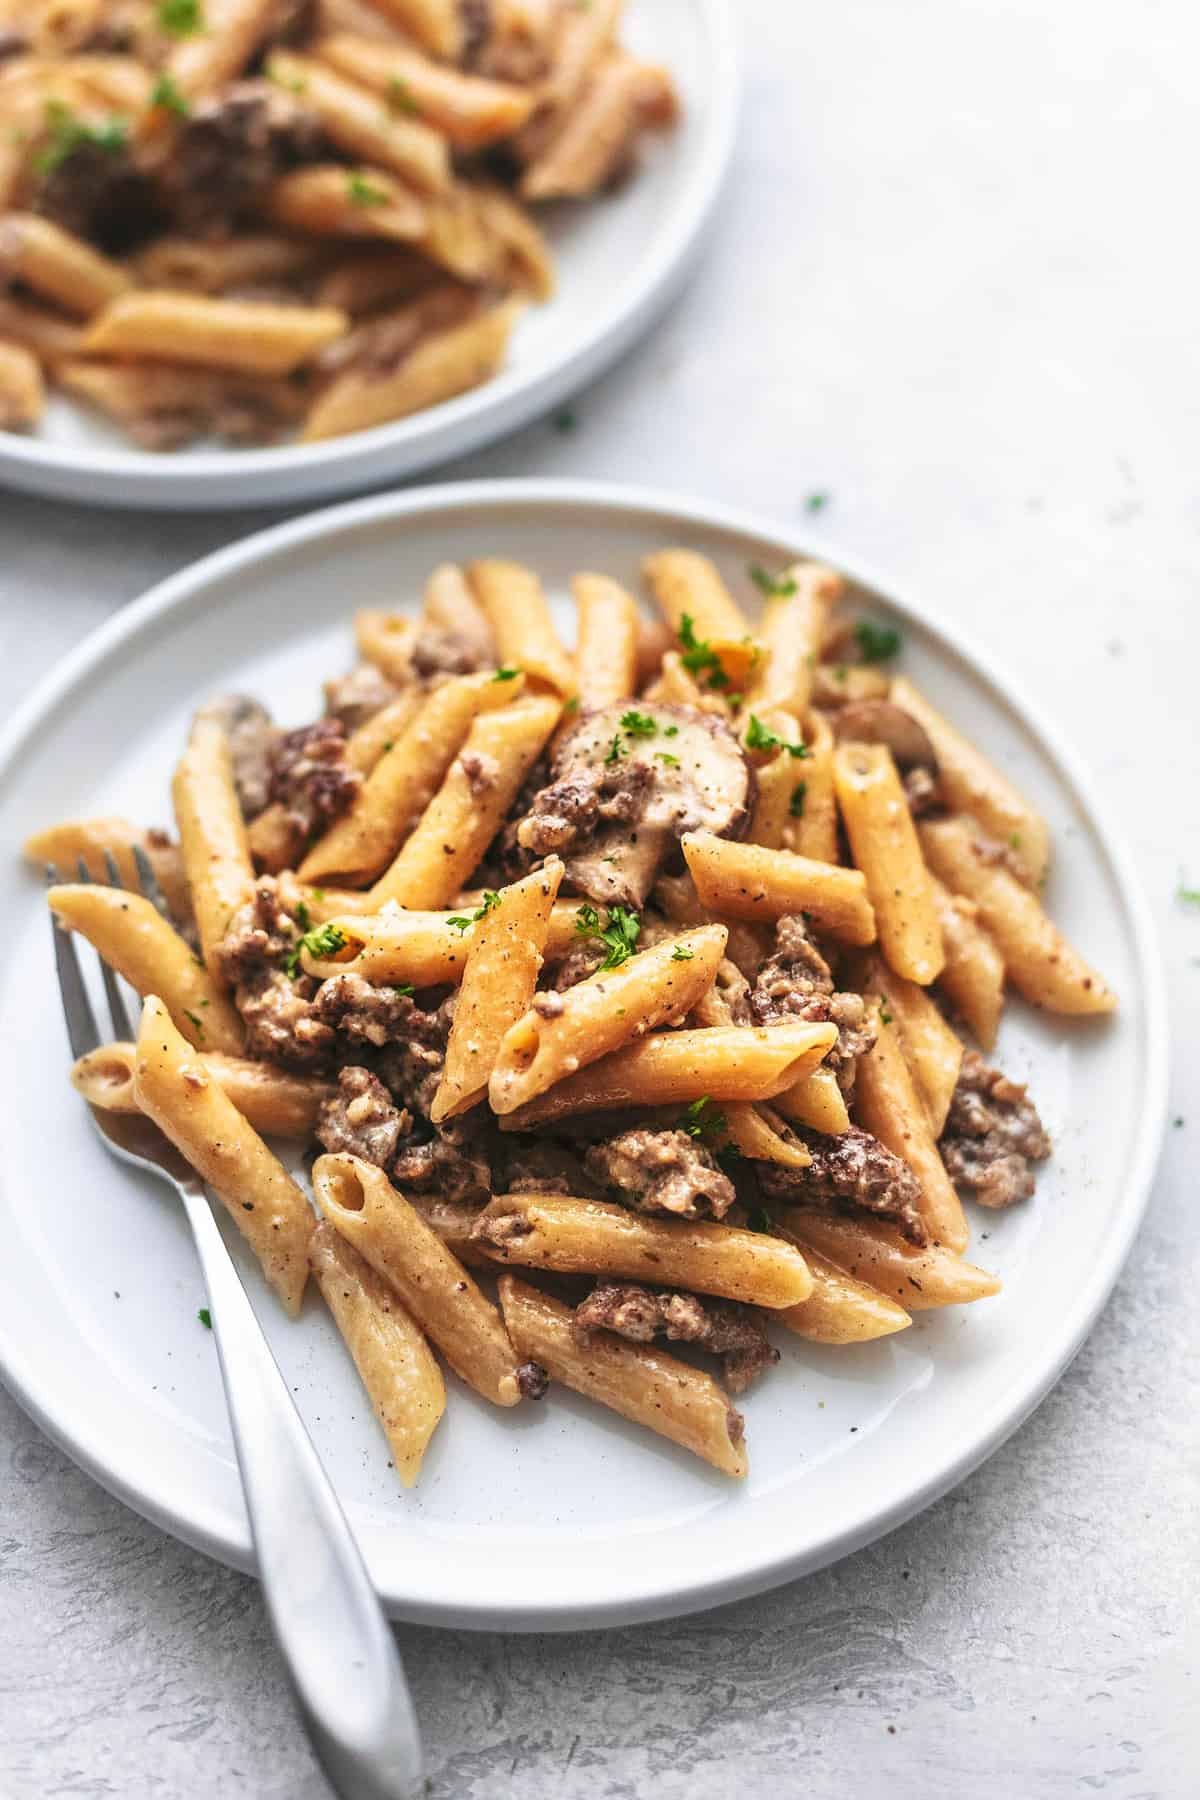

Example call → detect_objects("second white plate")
0 481 1167 1629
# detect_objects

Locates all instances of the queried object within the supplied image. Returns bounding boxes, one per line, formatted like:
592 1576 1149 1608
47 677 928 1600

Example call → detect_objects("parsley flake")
34 102 128 176
681 1095 728 1141
671 944 694 960
447 891 502 934
789 782 807 818
745 713 809 758
1177 881 1200 907
197 1307 212 1328
574 902 641 970
663 724 679 738
604 733 627 766
879 1004 894 1025
619 709 657 738
385 76 420 116
678 613 727 688
183 1009 204 1037
748 563 798 598
346 171 387 207
804 490 829 513
553 407 577 432
855 620 902 663
493 665 521 681
391 982 414 996
149 72 190 116
745 1207 773 1234
656 752 680 767
157 0 203 34
284 921 348 976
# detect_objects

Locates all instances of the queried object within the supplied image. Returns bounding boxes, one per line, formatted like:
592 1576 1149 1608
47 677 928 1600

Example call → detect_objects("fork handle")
180 1182 424 1800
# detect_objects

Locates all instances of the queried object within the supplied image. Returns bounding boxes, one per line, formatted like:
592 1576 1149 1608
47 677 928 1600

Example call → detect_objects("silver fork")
50 856 425 1800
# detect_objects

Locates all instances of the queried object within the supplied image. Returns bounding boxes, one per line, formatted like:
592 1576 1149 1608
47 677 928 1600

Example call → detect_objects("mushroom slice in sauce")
831 699 938 773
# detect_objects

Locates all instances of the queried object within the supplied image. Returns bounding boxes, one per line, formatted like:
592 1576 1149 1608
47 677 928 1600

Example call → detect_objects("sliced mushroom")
516 701 752 908
831 699 938 773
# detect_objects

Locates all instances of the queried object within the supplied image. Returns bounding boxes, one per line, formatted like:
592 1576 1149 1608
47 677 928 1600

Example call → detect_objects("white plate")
0 0 737 513
0 481 1167 1631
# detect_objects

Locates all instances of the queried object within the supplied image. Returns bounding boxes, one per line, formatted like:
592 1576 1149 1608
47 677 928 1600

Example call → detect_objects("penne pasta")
772 1064 852 1136
298 896 593 981
24 816 191 922
419 561 495 664
266 52 451 194
745 561 844 719
166 0 279 98
313 1152 526 1406
82 292 349 377
309 1221 444 1487
720 1102 812 1169
571 572 639 708
171 714 256 984
71 1041 332 1139
133 998 312 1315
854 999 968 1252
787 708 838 862
521 52 648 202
642 548 762 688
318 34 537 150
856 952 964 1137
930 876 1005 1049
47 884 244 1054
498 1275 747 1478
0 294 83 368
133 234 325 296
265 165 426 244
833 740 944 984
466 559 577 699
474 1193 814 1308
353 609 417 684
919 815 1116 1015
432 860 564 1122
366 0 462 57
0 338 43 428
0 213 129 317
771 1236 912 1344
747 707 810 849
682 830 877 945
777 1209 1001 1311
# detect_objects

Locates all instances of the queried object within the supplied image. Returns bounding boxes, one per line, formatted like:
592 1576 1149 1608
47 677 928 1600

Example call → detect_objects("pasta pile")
0 0 677 445
30 551 1116 1481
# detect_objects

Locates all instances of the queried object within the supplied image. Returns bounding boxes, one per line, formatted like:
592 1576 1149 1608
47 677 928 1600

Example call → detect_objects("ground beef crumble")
158 81 324 233
749 914 876 1096
584 1128 736 1221
939 1050 1051 1208
517 760 654 859
574 1281 778 1393
317 1066 408 1167
217 879 334 1069
497 1138 600 1198
323 664 399 731
758 1124 928 1244
269 719 360 841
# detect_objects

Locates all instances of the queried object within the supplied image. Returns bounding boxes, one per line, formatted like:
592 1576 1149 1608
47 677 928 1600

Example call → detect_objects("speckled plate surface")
0 482 1167 1630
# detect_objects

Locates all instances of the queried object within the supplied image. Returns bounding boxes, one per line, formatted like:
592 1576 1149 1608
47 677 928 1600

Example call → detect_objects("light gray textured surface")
1 1 1198 1794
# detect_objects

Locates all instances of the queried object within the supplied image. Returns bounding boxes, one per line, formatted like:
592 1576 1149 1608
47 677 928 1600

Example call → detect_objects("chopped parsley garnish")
681 1095 728 1141
183 1009 204 1036
748 563 798 598
662 724 679 738
744 713 808 758
284 921 347 975
309 887 326 902
789 782 807 818
678 613 728 689
671 944 694 960
879 1004 894 1025
447 891 502 934
385 76 420 116
745 1207 773 1234
197 1307 212 1328
854 619 902 663
804 490 829 513
294 900 311 930
574 902 641 971
603 733 627 766
346 171 387 207
619 709 658 738
1009 832 1023 850
553 407 578 432
493 665 521 681
1177 881 1200 907
157 0 203 34
656 752 680 767
34 102 128 176
149 73 190 116
563 695 580 714
392 982 414 996
267 60 306 93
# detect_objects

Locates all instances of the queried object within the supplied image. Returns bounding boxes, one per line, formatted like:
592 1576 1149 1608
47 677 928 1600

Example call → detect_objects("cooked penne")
265 165 426 243
498 1275 747 1478
298 897 592 983
571 572 639 708
498 1020 838 1128
653 871 768 977
833 741 944 984
489 924 727 1114
642 549 763 690
165 0 279 98
72 1041 332 1139
82 292 348 377
771 1236 912 1344
300 670 525 885
24 816 191 922
682 830 877 945
746 561 844 718
0 213 129 317
268 52 451 193
313 1152 526 1406
466 559 577 699
134 235 325 296
857 952 964 1137
930 876 1005 1049
367 0 462 57
0 294 83 368
0 339 43 428
309 1221 445 1486
369 693 560 908
772 1064 852 1135
919 815 1116 1015
473 1193 814 1308
787 708 838 862
521 53 648 201
812 663 891 707
172 714 256 983
641 649 730 717
891 675 1050 887
854 999 968 1252
777 1210 1001 1311
720 1102 812 1169
133 998 312 1315
47 885 244 1054
419 561 495 664
58 361 308 448
28 0 105 55
432 860 563 1122
353 609 417 684
318 34 537 150
316 247 436 316
747 707 810 848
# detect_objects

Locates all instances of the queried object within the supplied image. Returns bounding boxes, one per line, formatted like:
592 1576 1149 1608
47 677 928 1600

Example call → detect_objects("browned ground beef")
758 1124 928 1244
392 1117 491 1206
903 765 940 817
317 1067 408 1167
498 1138 600 1197
411 624 487 681
940 1050 1051 1207
323 664 399 731
159 82 324 233
584 1128 736 1221
516 1360 549 1399
310 973 418 1048
519 760 654 858
35 141 161 252
197 696 279 820
575 1281 779 1394
375 995 457 1115
239 968 335 1070
549 939 607 990
748 914 876 1095
269 719 360 840
217 878 298 980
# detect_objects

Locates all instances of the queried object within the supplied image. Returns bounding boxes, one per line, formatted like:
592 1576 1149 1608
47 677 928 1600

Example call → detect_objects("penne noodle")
432 860 564 1122
419 561 495 663
266 53 451 194
498 1275 747 1478
497 1020 839 1129
833 740 944 984
369 693 561 908
353 609 417 684
771 1235 912 1344
82 292 349 377
316 247 437 316
47 885 244 1054
745 561 844 719
265 165 426 244
772 1064 851 1135
313 1152 526 1407
787 708 838 861
777 1209 1001 1311
298 896 591 981
0 213 130 317
641 649 730 717
71 1042 332 1138
891 675 1050 887
24 815 191 922
571 572 639 708
365 0 461 56
747 706 809 849
318 34 537 150
57 360 308 448
521 52 646 201
172 714 256 985
0 294 83 368
466 559 577 699
812 663 891 707
470 182 555 298
133 998 312 1315
516 0 622 157
133 234 325 296
930 876 1005 1049
653 870 768 977
919 816 1116 1016
166 0 279 99
473 1192 814 1308
856 951 964 1137
299 669 525 885
29 0 106 55
682 830 877 945
642 548 762 688
0 338 43 428
489 923 727 1114
301 300 519 442
854 999 968 1252
309 1221 444 1486
720 1101 812 1169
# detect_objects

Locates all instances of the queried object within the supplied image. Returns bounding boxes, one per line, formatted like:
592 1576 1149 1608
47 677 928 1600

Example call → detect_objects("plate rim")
0 0 739 512
0 477 1169 1630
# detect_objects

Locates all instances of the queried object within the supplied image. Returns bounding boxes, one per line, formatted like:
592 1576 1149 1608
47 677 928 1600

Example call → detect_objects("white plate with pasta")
0 0 736 509
0 481 1166 1629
